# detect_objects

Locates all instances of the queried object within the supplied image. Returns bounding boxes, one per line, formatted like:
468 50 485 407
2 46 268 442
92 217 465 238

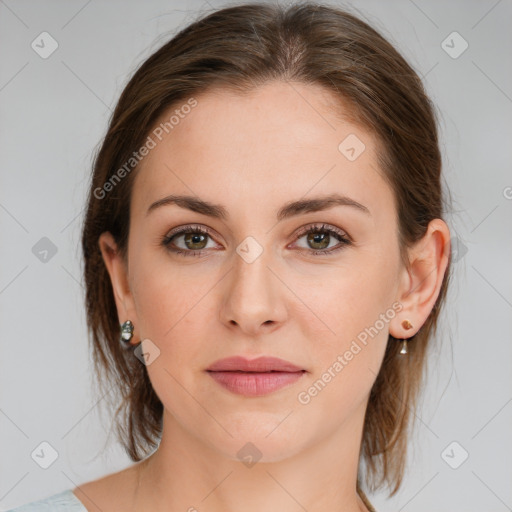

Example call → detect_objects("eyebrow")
146 193 371 220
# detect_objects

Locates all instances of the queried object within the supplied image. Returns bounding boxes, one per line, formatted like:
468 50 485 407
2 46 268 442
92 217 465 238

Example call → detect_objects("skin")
76 80 450 512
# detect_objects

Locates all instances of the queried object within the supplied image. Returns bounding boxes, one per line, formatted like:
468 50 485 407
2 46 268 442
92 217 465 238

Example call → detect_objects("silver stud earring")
120 320 134 345
400 319 413 355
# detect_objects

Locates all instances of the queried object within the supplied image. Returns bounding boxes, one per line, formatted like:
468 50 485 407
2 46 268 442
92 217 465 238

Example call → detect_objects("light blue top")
6 489 87 511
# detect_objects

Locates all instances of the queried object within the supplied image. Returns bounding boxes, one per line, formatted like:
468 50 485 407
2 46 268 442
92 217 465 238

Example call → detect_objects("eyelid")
161 223 225 247
164 223 217 239
162 224 222 250
292 222 351 242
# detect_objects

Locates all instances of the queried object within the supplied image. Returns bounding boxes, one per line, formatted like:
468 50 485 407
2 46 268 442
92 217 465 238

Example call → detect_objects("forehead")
131 81 393 222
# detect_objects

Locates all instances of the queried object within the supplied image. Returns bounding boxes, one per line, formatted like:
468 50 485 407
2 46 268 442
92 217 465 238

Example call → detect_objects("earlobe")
98 231 136 327
390 219 451 339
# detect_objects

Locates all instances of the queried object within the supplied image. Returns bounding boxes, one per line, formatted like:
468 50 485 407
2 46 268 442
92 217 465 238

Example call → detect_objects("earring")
400 319 413 355
120 320 134 345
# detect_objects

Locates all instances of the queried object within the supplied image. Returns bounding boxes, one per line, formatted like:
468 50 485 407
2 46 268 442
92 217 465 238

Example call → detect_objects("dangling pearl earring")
400 319 413 355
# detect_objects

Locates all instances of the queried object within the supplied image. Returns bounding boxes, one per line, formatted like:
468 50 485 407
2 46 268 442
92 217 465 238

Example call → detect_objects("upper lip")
206 356 305 373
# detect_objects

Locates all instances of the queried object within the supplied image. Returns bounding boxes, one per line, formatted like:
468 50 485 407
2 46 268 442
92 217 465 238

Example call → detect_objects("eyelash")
161 223 351 257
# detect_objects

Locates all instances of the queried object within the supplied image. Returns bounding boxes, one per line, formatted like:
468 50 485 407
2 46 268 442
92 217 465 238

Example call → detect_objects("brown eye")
306 231 331 250
293 223 351 255
182 232 208 250
162 225 217 256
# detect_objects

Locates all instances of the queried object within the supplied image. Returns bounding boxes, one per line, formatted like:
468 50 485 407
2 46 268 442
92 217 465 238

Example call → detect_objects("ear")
98 231 139 345
390 219 451 339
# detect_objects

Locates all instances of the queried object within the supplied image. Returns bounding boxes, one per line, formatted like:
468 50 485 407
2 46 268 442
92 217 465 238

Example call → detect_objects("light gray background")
1 0 511 511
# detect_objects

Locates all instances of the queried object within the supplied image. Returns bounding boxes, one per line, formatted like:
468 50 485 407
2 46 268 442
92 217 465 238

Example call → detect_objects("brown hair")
81 0 452 498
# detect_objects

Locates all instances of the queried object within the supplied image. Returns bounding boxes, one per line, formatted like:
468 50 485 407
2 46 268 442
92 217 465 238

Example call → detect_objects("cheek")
130 244 187 329
129 257 215 409
295 255 397 386
130 250 220 365
295 277 391 420
302 258 395 334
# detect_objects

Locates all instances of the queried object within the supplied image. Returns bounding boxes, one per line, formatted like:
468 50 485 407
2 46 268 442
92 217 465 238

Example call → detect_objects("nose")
219 245 287 337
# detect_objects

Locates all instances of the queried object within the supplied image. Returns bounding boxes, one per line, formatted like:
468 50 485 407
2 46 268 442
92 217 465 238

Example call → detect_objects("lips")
206 356 306 396
206 355 305 373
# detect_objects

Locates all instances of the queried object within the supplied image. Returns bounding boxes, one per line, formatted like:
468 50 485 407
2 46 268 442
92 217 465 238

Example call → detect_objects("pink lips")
206 356 306 397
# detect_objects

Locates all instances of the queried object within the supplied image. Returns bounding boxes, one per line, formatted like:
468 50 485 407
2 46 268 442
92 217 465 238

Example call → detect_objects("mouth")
205 355 307 396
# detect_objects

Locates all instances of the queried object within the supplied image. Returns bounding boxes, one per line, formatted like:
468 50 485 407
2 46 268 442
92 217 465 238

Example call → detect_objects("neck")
133 400 372 512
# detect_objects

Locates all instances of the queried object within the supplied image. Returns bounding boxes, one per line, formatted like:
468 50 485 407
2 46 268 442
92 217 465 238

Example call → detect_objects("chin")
204 421 309 465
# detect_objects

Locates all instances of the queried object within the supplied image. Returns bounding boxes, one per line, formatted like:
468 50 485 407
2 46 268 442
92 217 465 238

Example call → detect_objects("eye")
161 225 218 257
161 222 351 258
291 223 351 256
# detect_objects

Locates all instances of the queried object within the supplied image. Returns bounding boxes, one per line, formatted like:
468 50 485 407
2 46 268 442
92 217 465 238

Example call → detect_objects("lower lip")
207 370 306 396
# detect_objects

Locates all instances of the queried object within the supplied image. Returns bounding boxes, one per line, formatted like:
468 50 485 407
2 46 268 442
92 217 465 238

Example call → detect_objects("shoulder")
7 462 144 512
5 489 88 511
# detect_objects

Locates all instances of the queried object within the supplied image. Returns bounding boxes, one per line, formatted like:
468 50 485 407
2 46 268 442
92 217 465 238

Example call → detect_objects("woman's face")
106 81 409 461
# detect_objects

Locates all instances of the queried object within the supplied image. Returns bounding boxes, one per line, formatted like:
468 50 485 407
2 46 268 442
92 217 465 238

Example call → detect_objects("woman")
9 1 452 511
